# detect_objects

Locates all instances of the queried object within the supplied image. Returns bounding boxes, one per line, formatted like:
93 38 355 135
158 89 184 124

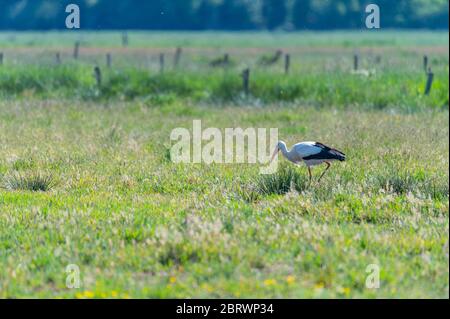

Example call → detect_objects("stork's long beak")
270 147 279 163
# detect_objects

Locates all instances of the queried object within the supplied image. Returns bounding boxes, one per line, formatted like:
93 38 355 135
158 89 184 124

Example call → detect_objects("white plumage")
271 140 346 184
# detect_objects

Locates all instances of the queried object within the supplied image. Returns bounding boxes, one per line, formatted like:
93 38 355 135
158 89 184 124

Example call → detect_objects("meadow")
0 31 448 298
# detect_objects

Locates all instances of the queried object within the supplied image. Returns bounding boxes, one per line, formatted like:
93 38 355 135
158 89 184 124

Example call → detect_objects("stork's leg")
318 162 331 183
307 166 313 186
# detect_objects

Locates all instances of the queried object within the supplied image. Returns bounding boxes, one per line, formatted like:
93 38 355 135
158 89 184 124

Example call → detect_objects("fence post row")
423 55 428 72
353 54 359 71
242 68 250 97
122 32 129 47
224 53 229 66
375 55 381 64
106 53 112 68
94 66 102 87
425 68 434 96
284 54 290 75
160 53 165 73
73 41 80 59
174 47 182 69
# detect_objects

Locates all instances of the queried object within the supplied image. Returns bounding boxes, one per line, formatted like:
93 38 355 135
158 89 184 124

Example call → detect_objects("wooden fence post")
223 53 229 66
242 68 250 97
94 66 102 87
353 54 359 71
106 53 112 68
375 55 381 64
159 53 165 73
0 53 3 65
56 52 61 65
423 55 428 72
174 47 182 69
122 32 129 47
284 54 290 75
425 68 434 96
73 41 80 59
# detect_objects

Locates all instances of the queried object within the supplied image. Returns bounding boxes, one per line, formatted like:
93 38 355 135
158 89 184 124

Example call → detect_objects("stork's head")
271 141 286 162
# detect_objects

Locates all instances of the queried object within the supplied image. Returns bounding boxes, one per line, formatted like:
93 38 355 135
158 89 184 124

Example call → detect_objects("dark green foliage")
0 0 447 30
262 0 288 30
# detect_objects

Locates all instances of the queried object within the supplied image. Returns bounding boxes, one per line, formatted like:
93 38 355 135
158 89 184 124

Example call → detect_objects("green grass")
0 31 448 299
0 31 448 48
1 31 448 111
0 100 448 298
0 58 448 111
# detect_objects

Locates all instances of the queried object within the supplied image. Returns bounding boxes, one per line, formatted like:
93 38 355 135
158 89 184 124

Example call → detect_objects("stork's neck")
279 143 293 160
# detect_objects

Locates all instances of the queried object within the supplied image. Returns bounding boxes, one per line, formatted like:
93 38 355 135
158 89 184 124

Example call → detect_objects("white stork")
271 141 346 184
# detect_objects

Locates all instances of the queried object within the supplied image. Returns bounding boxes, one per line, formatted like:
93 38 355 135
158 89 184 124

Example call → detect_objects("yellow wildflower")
83 291 95 298
339 287 351 296
314 282 325 290
75 292 84 299
201 284 213 293
263 279 277 286
286 276 296 285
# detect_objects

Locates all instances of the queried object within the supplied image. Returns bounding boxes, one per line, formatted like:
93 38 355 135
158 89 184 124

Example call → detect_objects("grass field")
0 31 449 299
0 30 448 48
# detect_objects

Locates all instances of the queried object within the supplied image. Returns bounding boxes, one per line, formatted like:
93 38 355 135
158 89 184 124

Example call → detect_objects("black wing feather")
302 142 346 161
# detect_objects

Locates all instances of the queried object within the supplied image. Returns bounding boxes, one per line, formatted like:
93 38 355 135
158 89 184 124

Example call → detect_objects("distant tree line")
0 0 448 30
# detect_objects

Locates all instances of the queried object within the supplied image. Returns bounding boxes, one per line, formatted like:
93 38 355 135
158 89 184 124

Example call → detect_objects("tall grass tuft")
3 172 56 192
239 164 308 201
371 168 449 199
